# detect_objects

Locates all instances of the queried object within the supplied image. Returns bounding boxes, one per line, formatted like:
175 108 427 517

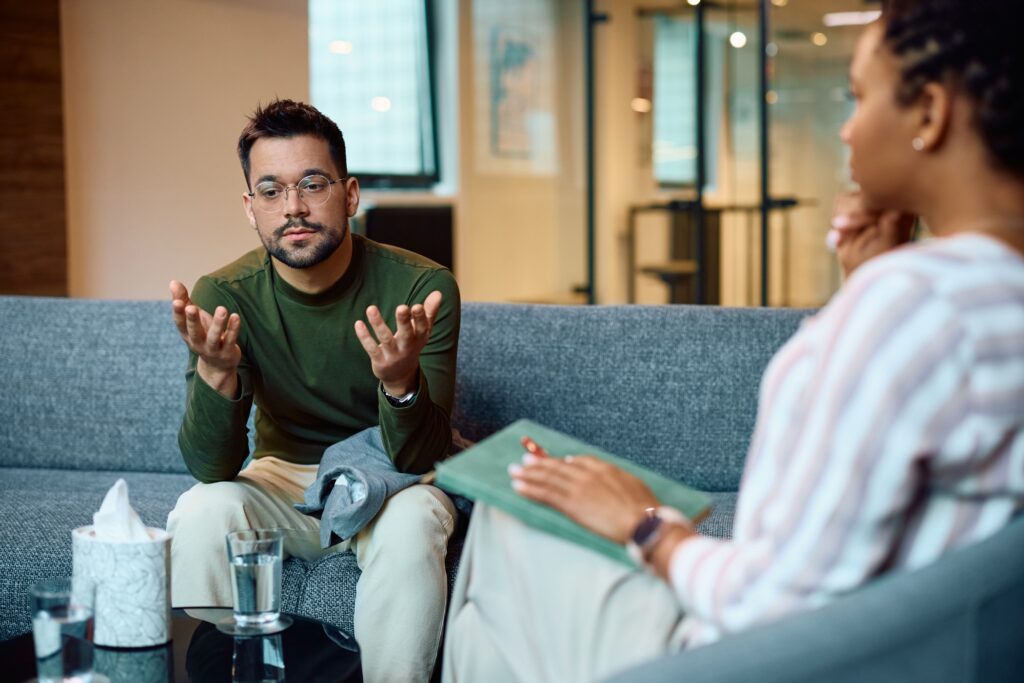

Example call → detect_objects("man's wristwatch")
382 385 417 407
625 506 691 568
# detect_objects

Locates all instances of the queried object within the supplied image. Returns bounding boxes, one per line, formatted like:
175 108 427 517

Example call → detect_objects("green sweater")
178 235 460 483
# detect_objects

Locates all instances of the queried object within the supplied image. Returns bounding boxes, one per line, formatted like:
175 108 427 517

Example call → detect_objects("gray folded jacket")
295 427 421 548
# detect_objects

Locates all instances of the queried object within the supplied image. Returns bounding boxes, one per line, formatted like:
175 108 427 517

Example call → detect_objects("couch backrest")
0 296 191 473
0 297 808 487
453 303 808 492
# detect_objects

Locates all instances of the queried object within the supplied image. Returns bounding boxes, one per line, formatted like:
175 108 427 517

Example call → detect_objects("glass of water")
31 578 95 683
224 529 288 634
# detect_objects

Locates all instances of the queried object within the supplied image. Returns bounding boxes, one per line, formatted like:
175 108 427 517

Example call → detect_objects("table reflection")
185 614 361 683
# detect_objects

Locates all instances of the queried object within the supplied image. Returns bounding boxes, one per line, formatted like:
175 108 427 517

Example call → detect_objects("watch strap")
625 506 691 568
382 385 417 407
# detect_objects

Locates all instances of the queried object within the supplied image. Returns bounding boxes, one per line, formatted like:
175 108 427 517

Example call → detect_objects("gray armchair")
607 514 1024 683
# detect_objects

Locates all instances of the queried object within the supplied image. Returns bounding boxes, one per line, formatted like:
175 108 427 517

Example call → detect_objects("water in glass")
230 551 282 625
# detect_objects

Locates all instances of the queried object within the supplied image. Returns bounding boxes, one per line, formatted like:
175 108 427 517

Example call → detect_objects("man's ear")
344 177 361 218
915 81 953 151
242 192 258 229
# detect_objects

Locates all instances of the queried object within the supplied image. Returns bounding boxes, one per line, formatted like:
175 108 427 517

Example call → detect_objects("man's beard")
258 217 347 269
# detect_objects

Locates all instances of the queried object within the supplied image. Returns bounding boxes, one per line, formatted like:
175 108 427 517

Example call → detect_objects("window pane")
651 15 721 189
309 0 437 184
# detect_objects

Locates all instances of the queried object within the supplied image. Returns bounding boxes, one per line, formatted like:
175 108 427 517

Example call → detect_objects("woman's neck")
918 166 1024 255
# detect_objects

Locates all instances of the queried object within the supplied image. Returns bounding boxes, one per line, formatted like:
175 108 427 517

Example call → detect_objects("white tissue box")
72 525 171 648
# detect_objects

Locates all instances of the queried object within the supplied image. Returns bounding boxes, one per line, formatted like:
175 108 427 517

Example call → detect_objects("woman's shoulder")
849 233 1024 301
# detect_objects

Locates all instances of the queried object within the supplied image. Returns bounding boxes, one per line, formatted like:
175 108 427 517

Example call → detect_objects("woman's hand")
829 191 916 278
509 438 660 544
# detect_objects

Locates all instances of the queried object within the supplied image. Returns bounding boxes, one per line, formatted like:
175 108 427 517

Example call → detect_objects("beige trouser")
442 504 688 683
166 456 456 683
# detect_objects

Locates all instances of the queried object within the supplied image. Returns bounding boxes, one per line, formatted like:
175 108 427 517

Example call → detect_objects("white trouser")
442 504 688 683
166 456 456 683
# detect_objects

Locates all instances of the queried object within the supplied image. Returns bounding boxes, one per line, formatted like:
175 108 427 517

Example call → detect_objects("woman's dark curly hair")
882 0 1024 176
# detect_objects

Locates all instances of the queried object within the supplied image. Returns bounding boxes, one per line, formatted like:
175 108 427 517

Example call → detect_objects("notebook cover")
435 419 712 565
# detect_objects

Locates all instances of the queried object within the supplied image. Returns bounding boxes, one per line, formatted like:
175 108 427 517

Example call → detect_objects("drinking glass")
223 529 289 635
31 578 95 683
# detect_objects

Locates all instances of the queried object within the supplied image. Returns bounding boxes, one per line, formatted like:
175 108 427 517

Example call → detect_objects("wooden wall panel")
0 0 67 296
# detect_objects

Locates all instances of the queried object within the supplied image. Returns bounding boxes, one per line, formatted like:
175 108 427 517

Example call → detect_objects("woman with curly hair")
442 1 1024 680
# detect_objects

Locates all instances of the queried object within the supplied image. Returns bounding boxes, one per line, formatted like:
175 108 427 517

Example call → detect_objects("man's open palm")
169 281 242 392
355 290 442 396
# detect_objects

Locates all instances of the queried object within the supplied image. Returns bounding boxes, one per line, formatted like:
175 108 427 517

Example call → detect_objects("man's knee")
358 485 456 566
167 480 253 539
382 484 455 536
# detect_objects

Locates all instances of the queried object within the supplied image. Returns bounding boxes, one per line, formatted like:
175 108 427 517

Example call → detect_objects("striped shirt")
670 233 1024 648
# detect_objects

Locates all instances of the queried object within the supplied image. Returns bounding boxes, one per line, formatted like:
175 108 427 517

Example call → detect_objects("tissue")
93 479 151 542
73 479 171 647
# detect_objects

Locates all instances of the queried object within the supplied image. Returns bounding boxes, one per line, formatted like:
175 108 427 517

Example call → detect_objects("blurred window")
309 0 439 187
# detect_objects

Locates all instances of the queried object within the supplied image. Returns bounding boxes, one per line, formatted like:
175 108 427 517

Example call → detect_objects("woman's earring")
912 137 926 152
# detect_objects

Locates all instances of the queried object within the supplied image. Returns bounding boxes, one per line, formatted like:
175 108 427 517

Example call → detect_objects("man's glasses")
248 174 345 213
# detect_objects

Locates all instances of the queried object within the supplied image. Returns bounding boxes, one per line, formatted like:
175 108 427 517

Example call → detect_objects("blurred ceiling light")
730 31 748 49
631 97 653 113
771 0 788 7
811 32 828 46
329 40 353 55
687 0 700 5
371 96 392 112
823 10 881 27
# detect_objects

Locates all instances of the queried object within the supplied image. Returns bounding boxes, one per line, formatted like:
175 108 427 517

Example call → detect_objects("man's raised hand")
169 280 242 398
355 290 443 398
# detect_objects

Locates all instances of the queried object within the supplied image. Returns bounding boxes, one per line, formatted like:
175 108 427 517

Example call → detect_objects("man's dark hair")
237 99 348 187
882 0 1024 176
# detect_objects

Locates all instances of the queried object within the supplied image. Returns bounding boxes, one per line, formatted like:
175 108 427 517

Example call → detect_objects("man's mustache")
273 218 326 239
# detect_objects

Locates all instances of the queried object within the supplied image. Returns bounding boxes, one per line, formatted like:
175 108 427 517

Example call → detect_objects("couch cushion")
453 304 808 492
696 492 736 540
0 468 196 639
0 297 190 474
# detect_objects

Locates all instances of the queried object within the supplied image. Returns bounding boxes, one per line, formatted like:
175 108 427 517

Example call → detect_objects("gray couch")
1 296 1021 682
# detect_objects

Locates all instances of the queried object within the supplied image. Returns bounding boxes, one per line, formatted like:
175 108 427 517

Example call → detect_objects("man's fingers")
394 305 413 338
171 299 188 333
365 305 395 345
205 306 229 348
422 290 443 322
354 320 383 357
222 313 242 348
183 305 207 347
169 280 190 305
410 304 428 334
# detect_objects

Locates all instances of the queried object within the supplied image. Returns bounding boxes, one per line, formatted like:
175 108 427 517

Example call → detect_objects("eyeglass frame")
246 174 349 213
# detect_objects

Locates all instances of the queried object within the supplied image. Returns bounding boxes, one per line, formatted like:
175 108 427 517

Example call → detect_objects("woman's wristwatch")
625 506 692 568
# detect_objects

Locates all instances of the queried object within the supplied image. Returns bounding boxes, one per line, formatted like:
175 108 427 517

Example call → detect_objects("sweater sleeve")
177 276 256 483
378 268 461 474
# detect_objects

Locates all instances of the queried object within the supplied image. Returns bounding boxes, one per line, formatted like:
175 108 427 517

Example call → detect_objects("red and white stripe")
670 233 1024 648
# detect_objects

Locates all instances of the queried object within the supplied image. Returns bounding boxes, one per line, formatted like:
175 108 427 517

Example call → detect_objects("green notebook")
434 419 712 566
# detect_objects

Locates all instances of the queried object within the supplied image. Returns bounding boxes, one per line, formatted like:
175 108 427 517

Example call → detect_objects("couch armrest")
604 515 1024 683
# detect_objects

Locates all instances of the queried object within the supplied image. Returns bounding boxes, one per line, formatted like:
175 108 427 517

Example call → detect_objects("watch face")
631 515 663 547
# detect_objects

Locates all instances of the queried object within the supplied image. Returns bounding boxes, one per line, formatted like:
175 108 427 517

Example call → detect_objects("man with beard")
166 100 460 683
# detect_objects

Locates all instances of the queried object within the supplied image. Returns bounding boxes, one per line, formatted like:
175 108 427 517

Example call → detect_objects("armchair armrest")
605 515 1024 683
